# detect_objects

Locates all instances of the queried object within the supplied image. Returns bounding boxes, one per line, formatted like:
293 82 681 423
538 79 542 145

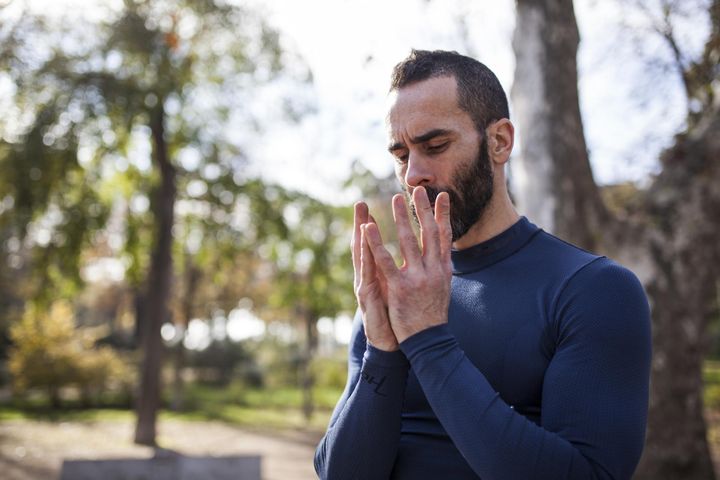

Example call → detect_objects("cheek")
395 166 407 186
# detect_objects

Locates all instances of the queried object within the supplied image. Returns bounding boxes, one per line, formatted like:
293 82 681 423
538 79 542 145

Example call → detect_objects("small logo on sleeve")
361 371 389 396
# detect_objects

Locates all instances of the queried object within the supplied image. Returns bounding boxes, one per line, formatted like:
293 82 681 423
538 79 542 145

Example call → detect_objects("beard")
404 135 494 242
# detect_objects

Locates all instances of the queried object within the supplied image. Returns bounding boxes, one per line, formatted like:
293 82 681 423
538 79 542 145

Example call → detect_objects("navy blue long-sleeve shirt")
315 217 651 479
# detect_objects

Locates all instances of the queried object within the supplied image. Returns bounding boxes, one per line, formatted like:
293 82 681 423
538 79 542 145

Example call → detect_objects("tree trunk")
634 109 720 480
133 288 144 349
511 0 608 250
134 103 176 446
171 254 199 412
49 385 61 409
511 0 719 478
300 306 318 421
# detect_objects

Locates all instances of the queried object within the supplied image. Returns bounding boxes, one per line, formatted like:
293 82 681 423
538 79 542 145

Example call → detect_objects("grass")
181 383 341 410
0 383 342 434
169 383 340 431
6 364 720 429
164 404 331 432
0 405 132 422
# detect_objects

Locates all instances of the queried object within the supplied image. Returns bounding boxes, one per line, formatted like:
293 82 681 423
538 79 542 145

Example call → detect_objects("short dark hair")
390 49 509 132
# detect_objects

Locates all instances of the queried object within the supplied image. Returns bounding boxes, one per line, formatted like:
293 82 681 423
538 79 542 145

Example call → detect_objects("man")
314 50 651 480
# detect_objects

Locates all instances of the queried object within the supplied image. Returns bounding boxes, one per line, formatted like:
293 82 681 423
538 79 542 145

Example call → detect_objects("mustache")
423 187 442 206
403 186 454 231
404 185 447 208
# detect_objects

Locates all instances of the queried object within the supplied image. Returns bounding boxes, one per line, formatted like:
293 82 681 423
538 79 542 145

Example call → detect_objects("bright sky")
5 0 701 205
241 0 696 204
243 0 517 204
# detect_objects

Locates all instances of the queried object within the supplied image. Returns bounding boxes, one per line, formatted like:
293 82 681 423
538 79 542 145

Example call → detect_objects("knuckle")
425 226 440 239
413 275 425 288
421 220 438 231
401 232 417 244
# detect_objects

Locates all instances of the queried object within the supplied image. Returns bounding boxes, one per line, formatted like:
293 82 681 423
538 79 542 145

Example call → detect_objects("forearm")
314 345 409 480
401 324 647 480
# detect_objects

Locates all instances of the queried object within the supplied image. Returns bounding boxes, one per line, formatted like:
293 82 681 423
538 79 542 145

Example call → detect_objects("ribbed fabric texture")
315 218 651 480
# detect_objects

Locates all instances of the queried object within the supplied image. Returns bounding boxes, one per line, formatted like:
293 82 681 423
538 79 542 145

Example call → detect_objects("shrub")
312 357 347 390
8 301 133 407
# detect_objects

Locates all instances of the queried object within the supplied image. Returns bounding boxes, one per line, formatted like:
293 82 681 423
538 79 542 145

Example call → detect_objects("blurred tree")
512 0 720 478
159 178 356 416
0 227 26 373
8 300 130 408
344 160 400 244
0 0 311 445
258 188 355 420
165 178 296 410
185 338 257 387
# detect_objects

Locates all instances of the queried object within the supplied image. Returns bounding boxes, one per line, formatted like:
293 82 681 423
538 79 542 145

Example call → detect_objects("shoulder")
528 229 601 272
553 256 651 346
520 229 650 337
561 256 647 308
525 230 645 305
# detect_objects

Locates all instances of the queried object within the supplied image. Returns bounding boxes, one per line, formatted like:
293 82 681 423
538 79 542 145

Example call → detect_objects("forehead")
386 76 472 138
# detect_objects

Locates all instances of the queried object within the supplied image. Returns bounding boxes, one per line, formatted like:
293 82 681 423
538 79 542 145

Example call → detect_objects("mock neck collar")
451 217 539 275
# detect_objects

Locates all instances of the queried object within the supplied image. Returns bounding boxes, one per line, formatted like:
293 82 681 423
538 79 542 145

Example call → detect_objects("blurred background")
0 0 718 479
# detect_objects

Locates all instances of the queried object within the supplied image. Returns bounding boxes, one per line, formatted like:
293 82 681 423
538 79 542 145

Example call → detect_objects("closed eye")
391 150 409 164
426 142 449 154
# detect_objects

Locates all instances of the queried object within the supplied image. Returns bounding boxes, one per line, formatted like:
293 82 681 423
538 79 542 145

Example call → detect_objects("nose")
403 152 435 188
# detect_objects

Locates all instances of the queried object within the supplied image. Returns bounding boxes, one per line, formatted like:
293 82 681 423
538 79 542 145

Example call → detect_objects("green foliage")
705 361 720 409
0 0 313 303
252 337 303 388
0 1 356 434
183 339 261 387
8 301 134 407
312 356 348 391
260 190 355 327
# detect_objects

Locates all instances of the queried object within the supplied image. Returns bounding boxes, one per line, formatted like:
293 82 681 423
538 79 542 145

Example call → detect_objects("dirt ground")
4 416 720 479
0 419 323 480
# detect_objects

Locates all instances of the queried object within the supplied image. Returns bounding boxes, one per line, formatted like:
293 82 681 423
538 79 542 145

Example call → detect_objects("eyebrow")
387 128 453 153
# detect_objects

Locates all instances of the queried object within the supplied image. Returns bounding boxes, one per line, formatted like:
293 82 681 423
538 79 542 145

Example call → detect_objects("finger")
360 223 377 291
434 191 452 259
368 214 389 301
392 194 421 268
376 257 389 304
363 223 399 280
353 202 369 287
413 186 440 262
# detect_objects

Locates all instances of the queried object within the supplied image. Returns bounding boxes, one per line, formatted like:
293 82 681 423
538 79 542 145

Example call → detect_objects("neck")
452 190 520 250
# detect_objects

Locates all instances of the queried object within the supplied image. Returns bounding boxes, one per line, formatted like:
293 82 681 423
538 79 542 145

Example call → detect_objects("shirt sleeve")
314 311 410 480
399 259 651 480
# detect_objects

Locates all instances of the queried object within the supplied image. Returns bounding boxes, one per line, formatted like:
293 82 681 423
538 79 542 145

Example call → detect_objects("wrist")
367 337 399 352
394 319 447 344
364 342 408 367
399 323 456 361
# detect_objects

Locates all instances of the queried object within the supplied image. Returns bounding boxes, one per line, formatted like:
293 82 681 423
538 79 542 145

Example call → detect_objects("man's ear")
486 119 514 165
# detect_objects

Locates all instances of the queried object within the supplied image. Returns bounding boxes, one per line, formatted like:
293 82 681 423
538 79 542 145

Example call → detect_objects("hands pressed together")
352 187 454 352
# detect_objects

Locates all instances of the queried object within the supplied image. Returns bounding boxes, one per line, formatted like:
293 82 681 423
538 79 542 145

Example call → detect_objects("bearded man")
314 50 651 480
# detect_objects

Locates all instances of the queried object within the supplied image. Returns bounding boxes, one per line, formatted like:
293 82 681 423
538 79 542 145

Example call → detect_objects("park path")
0 418 322 480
